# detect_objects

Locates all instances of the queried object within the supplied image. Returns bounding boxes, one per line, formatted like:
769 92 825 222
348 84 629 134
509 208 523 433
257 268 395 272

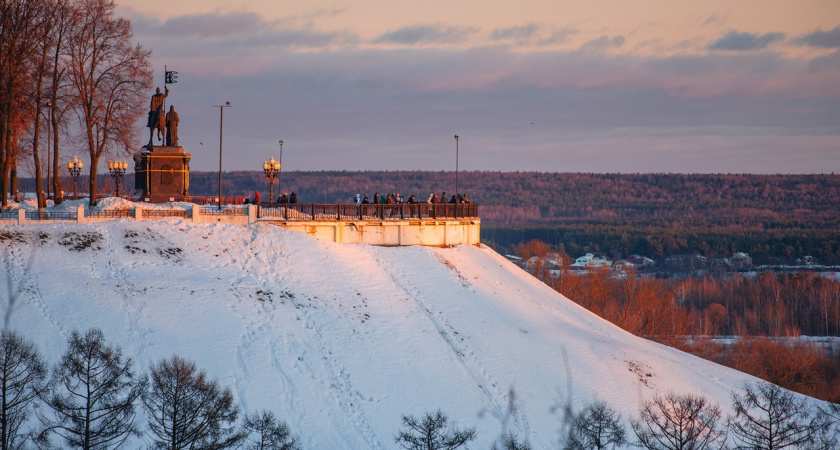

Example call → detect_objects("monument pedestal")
134 145 191 197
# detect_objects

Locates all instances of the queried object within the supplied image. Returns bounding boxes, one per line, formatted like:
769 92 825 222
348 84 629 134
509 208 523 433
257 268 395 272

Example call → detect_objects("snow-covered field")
0 211 820 448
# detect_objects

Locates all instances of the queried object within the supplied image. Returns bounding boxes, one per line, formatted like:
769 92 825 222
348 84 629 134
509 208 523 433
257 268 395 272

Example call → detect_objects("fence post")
192 204 200 222
134 205 143 221
76 205 85 223
248 204 258 224
17 209 25 224
311 204 315 220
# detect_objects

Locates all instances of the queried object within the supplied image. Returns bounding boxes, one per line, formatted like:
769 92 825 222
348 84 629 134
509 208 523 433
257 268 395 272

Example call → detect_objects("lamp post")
262 157 281 204
212 102 231 210
454 134 459 198
108 160 128 198
278 139 284 195
68 156 82 200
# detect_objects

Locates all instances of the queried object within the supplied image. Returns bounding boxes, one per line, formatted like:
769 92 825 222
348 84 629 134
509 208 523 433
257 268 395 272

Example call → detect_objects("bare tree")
395 410 476 450
0 0 46 209
38 328 145 449
565 401 626 450
241 410 299 450
631 392 726 450
729 382 812 450
46 0 76 202
64 0 151 206
26 0 58 209
491 432 532 450
0 330 46 450
143 355 243 450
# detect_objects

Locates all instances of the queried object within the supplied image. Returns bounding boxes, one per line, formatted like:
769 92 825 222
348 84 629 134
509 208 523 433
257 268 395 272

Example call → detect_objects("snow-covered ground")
0 214 823 448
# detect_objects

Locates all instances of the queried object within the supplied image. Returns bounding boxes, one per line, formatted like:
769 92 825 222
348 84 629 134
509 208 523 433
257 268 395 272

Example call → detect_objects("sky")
116 0 840 173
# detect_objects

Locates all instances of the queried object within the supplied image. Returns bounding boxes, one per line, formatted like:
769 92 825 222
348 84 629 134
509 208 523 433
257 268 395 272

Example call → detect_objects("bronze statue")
166 105 179 146
147 86 169 145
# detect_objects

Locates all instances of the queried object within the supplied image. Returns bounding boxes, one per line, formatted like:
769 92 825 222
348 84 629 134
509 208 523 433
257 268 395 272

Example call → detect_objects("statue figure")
166 105 179 146
147 86 169 145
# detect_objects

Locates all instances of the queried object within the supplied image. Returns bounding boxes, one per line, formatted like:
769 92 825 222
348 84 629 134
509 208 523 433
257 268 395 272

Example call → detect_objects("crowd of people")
354 192 470 205
245 191 471 205
245 192 299 204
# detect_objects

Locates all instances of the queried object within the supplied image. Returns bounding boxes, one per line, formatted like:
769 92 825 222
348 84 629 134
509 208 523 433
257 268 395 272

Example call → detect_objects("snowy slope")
0 211 804 448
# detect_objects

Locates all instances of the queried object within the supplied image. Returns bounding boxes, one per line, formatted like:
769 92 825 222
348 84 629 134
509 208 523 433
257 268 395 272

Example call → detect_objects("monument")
134 77 191 198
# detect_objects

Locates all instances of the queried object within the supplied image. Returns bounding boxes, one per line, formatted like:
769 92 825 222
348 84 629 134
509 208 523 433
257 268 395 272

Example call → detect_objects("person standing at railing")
362 194 369 204
290 193 298 204
407 195 416 204
373 193 380 204
354 193 361 205
253 191 261 205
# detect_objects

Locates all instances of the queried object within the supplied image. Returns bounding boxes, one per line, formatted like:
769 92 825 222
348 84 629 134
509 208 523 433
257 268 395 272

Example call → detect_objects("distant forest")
188 171 840 263
32 171 840 263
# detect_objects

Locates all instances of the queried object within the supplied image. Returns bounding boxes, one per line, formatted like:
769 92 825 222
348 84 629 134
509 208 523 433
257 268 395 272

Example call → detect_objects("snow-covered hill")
0 209 804 448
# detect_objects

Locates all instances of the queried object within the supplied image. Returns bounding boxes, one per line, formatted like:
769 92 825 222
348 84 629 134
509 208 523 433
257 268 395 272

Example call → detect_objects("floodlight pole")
454 135 459 197
278 139 284 195
212 102 231 210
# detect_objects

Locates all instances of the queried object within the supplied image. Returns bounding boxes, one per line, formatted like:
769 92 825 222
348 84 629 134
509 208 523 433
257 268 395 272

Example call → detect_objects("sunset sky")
118 0 840 173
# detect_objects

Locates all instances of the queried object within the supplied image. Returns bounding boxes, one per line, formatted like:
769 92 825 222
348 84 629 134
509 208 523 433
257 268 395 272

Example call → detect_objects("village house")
571 253 612 269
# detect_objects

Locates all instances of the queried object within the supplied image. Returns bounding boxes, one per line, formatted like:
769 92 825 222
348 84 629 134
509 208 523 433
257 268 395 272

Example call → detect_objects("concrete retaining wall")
267 219 481 247
1 205 480 247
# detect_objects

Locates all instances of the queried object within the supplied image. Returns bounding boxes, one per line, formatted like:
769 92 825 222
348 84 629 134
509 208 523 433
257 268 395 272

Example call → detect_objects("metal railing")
199 206 248 216
258 203 478 221
0 211 17 221
143 209 189 219
86 210 133 219
24 211 78 221
140 195 246 205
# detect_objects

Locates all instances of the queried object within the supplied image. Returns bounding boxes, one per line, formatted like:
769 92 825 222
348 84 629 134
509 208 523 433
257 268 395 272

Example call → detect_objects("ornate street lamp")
108 159 128 198
68 156 83 200
262 156 281 204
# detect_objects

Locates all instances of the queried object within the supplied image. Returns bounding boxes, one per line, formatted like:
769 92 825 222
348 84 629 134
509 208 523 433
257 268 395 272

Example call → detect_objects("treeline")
1 328 300 449
18 170 840 261
518 240 840 401
178 171 840 263
1 0 151 209
401 385 840 450
484 218 840 264
181 171 840 218
7 328 840 449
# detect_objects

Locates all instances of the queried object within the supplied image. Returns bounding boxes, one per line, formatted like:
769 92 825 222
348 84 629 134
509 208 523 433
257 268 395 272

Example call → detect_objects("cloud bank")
125 10 840 174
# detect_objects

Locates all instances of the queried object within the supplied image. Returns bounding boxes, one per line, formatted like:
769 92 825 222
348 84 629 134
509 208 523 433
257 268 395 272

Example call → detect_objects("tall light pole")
212 102 231 210
454 135 459 198
278 139 284 195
